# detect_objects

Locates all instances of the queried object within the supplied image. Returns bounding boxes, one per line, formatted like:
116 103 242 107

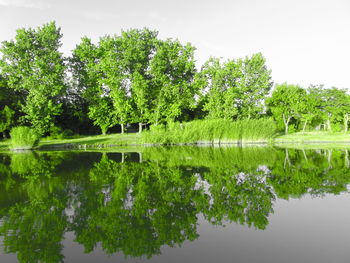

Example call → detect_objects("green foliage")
10 126 40 150
235 53 273 119
141 118 276 144
0 22 66 135
116 29 158 126
267 83 307 134
314 86 350 132
150 39 197 124
268 84 350 134
196 53 272 120
88 98 116 135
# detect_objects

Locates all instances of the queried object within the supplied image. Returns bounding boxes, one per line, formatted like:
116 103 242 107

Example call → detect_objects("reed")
141 118 277 145
10 126 40 150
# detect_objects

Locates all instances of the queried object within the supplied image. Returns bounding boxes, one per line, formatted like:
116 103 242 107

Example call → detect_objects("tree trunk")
345 150 349 168
121 152 125 163
302 120 308 134
302 149 308 161
344 114 349 133
284 148 291 168
282 114 291 135
327 117 332 132
327 149 332 169
139 152 143 163
121 124 124 134
138 123 142 133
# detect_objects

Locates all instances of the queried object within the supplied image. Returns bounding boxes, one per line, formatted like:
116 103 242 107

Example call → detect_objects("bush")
10 126 40 150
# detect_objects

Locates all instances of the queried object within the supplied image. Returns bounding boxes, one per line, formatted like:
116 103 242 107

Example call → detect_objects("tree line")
0 22 348 137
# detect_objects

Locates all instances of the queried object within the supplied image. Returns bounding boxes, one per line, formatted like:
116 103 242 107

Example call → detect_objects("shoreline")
2 131 350 152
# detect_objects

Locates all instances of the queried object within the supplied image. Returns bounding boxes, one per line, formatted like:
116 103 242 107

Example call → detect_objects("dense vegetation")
141 118 276 144
0 22 349 142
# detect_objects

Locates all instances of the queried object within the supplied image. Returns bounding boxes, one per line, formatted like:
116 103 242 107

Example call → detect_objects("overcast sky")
0 0 349 89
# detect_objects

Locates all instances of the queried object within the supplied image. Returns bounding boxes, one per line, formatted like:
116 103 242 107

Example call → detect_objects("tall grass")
141 119 277 145
10 126 40 150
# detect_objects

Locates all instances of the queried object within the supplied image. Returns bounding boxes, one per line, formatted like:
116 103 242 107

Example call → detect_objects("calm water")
1 146 350 263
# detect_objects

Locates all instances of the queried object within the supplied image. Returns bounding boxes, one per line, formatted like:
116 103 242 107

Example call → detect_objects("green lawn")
39 133 141 148
275 131 350 143
0 133 142 151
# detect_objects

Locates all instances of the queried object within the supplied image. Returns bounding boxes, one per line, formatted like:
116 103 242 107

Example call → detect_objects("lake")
1 146 350 263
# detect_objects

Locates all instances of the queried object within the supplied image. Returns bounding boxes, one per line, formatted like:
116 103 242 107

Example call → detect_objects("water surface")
1 146 350 262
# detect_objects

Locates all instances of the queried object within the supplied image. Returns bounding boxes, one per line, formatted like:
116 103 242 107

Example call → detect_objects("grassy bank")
0 133 141 152
40 133 141 148
275 131 350 143
2 124 350 152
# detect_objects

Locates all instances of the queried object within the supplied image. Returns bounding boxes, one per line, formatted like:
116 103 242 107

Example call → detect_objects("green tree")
70 37 116 135
235 53 273 119
320 87 350 132
150 39 197 124
299 86 324 133
238 53 273 119
117 29 158 132
97 35 133 134
197 53 272 121
267 83 307 134
196 57 236 119
0 22 67 135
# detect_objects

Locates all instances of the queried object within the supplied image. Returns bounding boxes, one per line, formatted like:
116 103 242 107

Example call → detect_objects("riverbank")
0 133 141 151
1 131 350 151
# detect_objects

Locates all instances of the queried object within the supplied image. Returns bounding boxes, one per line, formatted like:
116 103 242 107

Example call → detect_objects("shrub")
10 126 40 150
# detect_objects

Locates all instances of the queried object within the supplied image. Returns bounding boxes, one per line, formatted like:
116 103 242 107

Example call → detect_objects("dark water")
1 146 350 263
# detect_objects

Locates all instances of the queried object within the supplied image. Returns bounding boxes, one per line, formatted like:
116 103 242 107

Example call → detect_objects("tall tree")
97 35 132 134
150 39 197 124
197 53 272 121
306 85 329 131
235 53 273 119
195 57 231 119
114 29 158 132
70 37 116 135
0 22 66 135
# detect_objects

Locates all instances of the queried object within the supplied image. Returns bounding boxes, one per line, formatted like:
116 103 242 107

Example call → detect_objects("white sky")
0 0 349 89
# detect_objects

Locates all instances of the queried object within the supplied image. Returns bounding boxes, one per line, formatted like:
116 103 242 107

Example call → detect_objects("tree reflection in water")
0 147 350 262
